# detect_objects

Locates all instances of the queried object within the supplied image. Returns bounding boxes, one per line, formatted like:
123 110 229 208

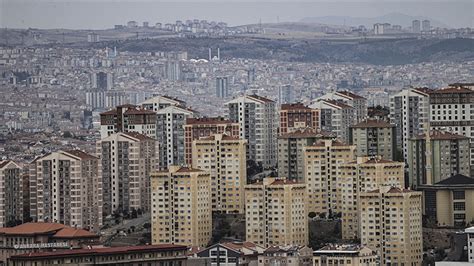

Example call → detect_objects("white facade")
466 226 474 262
389 88 431 163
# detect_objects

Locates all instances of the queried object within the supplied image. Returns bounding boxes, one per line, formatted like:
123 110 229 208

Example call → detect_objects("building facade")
429 86 474 176
313 245 378 266
408 130 471 188
467 226 474 263
151 166 211 247
315 91 368 123
303 140 356 215
245 178 307 247
419 174 474 227
278 129 333 181
310 100 355 143
349 119 396 160
339 157 405 240
97 132 159 216
279 103 319 135
359 187 423 266
389 88 431 163
29 150 102 232
226 95 278 169
99 104 156 139
192 134 247 214
184 117 240 165
0 160 23 228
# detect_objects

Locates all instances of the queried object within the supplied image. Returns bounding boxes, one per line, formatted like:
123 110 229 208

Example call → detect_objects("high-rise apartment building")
408 130 470 188
429 86 474 176
165 60 181 81
422 19 430 31
279 103 319 135
359 187 423 266
278 129 333 181
389 87 431 163
226 95 278 169
339 157 405 240
310 100 355 143
141 95 186 111
97 132 159 216
184 117 239 165
315 91 368 123
91 71 113 91
303 140 356 215
100 104 156 139
216 77 229 98
29 150 102 232
419 174 474 227
0 160 23 227
412 20 421 33
150 166 211 247
278 84 293 104
192 134 246 214
244 177 307 247
157 105 196 169
349 119 396 160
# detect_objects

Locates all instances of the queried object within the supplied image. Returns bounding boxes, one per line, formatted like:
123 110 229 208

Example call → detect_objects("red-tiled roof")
123 108 156 115
413 130 468 140
186 117 233 125
0 222 65 235
280 103 312 111
279 128 333 139
430 87 473 94
52 227 98 239
122 132 154 141
323 99 353 109
352 119 394 128
0 160 12 168
63 150 98 160
100 109 117 116
337 91 366 100
11 244 188 260
248 94 274 103
198 134 240 141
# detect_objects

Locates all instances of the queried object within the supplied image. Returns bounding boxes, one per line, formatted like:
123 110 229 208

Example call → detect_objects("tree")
319 213 326 219
308 212 317 219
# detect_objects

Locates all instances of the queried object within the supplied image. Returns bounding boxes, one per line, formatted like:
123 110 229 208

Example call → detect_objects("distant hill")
301 12 451 28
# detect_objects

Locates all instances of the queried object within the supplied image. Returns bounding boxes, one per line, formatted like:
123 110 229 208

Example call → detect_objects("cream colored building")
97 132 159 216
245 177 307 248
29 150 102 232
303 140 356 215
151 166 211 247
360 187 423 266
313 245 378 266
339 157 404 240
0 160 23 227
192 134 247 214
419 174 474 227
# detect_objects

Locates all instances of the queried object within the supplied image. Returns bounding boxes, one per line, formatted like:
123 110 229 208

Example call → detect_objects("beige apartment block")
29 150 102 232
245 177 307 247
303 140 356 215
192 133 247 214
339 157 405 240
359 187 423 266
97 132 159 216
151 166 211 247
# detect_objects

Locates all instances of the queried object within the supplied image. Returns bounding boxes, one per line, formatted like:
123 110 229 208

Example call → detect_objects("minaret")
217 48 220 61
208 48 212 61
425 122 433 185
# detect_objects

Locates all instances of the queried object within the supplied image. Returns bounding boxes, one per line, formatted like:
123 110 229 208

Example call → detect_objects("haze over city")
1 0 473 29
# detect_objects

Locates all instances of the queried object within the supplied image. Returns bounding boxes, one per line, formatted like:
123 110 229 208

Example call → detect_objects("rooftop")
352 119 394 128
435 174 474 186
278 128 334 139
0 223 98 238
337 90 366 100
186 117 233 125
280 103 312 111
430 86 473 94
413 130 469 140
63 150 98 160
121 132 154 141
10 244 187 260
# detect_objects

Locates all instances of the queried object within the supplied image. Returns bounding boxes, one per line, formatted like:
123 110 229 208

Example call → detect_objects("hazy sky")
1 0 472 29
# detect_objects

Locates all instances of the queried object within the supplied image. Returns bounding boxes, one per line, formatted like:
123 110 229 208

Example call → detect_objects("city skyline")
1 1 473 29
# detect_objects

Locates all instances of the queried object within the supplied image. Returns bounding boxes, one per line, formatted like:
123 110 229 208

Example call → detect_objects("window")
453 191 465 200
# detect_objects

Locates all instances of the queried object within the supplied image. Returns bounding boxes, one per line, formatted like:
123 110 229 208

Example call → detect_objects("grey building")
216 76 229 98
408 130 471 188
226 95 278 169
310 99 355 143
278 129 334 181
350 119 397 160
